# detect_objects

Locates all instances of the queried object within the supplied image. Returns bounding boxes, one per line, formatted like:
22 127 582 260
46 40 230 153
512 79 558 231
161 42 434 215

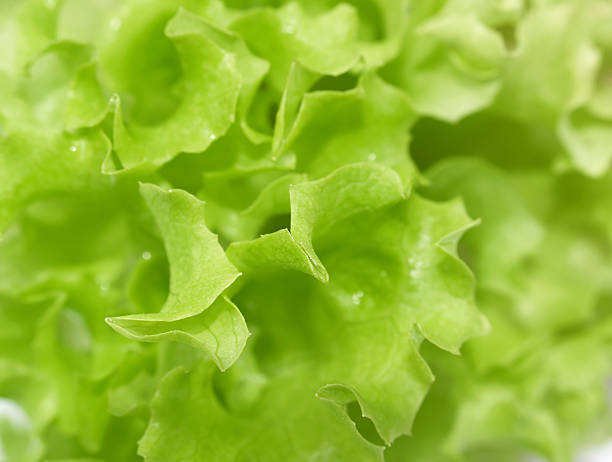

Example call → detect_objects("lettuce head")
1 0 611 461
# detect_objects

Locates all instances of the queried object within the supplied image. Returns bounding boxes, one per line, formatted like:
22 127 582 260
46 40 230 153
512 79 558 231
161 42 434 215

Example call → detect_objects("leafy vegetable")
1 0 611 461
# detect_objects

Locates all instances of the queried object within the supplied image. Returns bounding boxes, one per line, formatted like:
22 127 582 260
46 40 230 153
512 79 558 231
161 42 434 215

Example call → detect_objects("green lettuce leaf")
107 184 248 371
0 128 111 235
139 361 384 462
382 6 506 122
2 1 612 461
277 72 419 188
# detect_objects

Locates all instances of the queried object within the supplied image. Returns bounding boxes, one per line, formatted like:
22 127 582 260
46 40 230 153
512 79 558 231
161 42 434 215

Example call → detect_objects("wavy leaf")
107 184 247 371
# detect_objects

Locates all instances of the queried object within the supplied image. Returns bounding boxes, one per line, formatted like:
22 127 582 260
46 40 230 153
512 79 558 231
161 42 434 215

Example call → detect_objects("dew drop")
109 17 121 31
221 53 236 67
99 281 109 292
368 153 377 161
109 94 120 104
142 251 152 260
69 145 78 153
209 133 217 141
282 24 296 34
352 291 364 305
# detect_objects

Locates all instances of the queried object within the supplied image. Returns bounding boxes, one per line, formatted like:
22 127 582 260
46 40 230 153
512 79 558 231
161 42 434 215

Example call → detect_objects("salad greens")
1 0 612 461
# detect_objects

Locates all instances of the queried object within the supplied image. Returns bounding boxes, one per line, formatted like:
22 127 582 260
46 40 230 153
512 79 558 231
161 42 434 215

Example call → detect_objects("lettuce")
1 0 611 461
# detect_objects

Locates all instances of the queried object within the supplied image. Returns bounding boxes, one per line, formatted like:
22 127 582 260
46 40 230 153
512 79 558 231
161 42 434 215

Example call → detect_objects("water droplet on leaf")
282 24 295 34
352 291 364 305
110 17 121 30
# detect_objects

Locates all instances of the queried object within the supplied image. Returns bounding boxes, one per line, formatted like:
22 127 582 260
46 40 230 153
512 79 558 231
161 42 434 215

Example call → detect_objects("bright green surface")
0 0 611 461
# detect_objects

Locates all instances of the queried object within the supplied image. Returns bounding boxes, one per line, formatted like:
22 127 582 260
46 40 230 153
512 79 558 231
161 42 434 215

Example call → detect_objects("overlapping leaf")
146 165 489 457
1 1 612 461
107 184 248 371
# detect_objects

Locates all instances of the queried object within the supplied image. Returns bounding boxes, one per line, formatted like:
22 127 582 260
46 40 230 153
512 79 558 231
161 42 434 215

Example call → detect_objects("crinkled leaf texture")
1 0 612 461
107 184 248 371
142 164 488 458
